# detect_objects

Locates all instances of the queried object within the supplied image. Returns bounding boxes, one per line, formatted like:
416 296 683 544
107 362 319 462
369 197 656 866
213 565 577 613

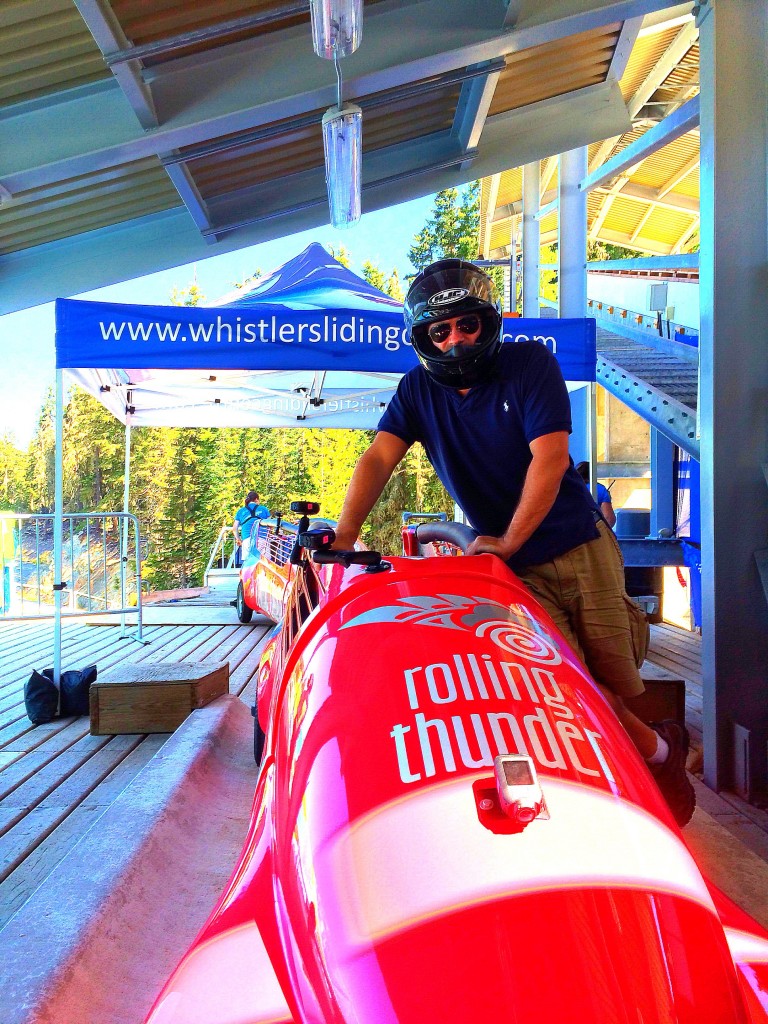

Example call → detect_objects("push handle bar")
298 527 384 568
401 511 448 525
415 521 478 553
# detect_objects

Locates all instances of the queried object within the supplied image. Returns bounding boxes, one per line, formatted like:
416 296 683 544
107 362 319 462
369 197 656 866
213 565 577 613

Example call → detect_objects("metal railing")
204 523 239 577
588 299 698 346
0 512 144 640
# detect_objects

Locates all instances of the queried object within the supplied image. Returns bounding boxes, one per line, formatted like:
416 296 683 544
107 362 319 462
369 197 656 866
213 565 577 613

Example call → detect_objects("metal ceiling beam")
609 16 643 78
657 152 699 197
588 174 629 238
536 198 559 220
0 0 675 195
73 0 158 129
670 215 699 253
540 156 558 196
580 94 699 190
627 19 698 118
203 139 481 239
615 180 698 211
453 65 504 152
104 1 309 67
0 77 631 313
161 59 506 169
162 162 213 236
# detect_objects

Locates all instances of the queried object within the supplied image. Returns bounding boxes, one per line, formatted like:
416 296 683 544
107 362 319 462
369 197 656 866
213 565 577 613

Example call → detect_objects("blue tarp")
55 243 596 380
54 244 596 429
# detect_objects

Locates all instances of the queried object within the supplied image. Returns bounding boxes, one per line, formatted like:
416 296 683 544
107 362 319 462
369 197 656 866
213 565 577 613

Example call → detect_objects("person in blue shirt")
332 258 694 826
575 461 616 528
233 490 269 566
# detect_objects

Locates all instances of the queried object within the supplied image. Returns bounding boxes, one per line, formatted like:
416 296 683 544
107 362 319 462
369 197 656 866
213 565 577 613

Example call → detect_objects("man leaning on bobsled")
331 258 695 827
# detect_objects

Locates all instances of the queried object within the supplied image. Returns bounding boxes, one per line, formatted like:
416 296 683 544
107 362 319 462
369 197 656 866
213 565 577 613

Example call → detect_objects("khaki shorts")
516 520 648 699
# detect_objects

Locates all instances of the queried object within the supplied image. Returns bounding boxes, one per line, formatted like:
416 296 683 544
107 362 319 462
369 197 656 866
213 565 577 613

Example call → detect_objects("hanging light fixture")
310 0 364 228
309 0 363 60
322 101 362 228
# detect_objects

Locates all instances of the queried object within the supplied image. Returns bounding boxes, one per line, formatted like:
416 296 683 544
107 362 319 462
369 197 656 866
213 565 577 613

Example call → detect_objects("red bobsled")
146 509 768 1024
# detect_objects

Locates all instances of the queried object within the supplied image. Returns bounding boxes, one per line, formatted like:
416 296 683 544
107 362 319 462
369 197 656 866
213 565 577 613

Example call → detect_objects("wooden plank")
0 625 167 705
0 734 142 882
647 648 701 682
0 719 97 801
0 625 225 745
0 734 168 928
0 732 111 835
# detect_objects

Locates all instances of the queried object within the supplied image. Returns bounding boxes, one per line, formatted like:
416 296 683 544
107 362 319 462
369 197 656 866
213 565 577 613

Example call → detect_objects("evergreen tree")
408 183 480 271
25 389 56 512
0 435 28 510
361 261 387 292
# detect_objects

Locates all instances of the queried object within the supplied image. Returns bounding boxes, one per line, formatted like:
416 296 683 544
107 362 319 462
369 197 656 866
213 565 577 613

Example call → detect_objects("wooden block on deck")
89 662 229 735
626 661 686 728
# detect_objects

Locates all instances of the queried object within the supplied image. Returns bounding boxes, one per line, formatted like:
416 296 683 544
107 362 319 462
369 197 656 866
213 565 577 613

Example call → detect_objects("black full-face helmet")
404 259 503 388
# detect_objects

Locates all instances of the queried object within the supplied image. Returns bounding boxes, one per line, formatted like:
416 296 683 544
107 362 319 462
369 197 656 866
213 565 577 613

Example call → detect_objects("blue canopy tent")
50 243 596 679
55 243 596 428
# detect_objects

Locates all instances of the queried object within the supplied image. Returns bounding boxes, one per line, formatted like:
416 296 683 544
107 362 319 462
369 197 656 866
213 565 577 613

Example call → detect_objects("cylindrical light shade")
309 0 362 59
322 103 362 229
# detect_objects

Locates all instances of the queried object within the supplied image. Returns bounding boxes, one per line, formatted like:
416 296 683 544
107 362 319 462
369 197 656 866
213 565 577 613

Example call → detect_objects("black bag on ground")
60 663 97 717
24 668 59 725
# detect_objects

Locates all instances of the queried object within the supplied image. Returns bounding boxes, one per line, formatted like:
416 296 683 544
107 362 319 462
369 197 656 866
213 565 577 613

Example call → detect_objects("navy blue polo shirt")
377 341 600 570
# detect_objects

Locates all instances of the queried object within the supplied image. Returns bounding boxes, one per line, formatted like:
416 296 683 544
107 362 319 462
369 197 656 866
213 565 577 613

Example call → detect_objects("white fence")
0 512 144 641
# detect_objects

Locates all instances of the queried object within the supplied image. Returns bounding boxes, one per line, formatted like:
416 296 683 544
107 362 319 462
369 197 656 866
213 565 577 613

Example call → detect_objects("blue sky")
0 193 435 449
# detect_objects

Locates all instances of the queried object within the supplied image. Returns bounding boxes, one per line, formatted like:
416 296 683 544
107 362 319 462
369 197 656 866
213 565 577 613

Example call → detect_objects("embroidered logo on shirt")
504 400 509 412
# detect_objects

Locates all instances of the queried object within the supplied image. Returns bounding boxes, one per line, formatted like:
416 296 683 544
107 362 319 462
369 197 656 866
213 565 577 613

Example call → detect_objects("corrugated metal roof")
479 12 701 259
0 1 664 311
490 23 619 115
0 0 108 107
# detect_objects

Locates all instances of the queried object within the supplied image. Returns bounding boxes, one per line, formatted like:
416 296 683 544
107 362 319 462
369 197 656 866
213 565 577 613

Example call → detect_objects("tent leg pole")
53 370 64 689
120 424 133 639
588 382 598 499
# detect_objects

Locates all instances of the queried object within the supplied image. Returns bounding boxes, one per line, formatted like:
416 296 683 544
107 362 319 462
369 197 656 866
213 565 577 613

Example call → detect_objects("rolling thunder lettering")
392 653 605 783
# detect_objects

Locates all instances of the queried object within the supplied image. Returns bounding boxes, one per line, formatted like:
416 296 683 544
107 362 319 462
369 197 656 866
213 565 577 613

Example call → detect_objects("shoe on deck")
649 720 696 827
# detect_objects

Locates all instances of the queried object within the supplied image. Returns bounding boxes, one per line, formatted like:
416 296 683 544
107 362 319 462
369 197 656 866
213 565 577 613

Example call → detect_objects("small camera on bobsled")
473 754 547 834
493 754 545 826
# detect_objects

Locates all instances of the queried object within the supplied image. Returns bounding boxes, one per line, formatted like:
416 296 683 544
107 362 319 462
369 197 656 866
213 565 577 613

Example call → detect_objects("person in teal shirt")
233 490 269 566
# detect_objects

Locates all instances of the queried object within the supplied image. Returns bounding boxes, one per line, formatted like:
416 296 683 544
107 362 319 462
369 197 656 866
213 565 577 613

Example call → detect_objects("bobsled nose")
300 778 749 1024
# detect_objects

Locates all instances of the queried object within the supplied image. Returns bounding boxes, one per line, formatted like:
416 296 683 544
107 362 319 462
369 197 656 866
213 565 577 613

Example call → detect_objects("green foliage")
360 261 405 301
169 280 206 306
0 435 28 510
587 240 644 262
327 245 352 268
408 183 481 272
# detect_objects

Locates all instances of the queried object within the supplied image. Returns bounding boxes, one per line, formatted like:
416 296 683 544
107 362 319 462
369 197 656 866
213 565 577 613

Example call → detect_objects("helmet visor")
426 314 482 346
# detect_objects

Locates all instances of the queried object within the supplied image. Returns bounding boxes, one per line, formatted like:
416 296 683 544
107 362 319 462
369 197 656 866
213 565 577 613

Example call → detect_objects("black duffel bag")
24 663 98 724
24 668 58 725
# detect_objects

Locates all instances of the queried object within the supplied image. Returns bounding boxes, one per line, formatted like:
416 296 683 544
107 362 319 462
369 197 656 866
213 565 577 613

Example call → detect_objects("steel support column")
698 0 768 800
560 148 592 467
650 428 675 537
522 161 540 316
559 148 587 317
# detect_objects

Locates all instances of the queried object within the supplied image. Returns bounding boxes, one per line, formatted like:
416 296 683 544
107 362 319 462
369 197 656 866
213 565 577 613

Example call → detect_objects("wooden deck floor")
0 613 270 928
648 621 703 744
2 613 766 932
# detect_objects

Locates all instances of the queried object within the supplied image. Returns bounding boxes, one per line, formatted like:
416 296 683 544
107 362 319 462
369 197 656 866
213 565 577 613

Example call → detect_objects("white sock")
647 733 669 766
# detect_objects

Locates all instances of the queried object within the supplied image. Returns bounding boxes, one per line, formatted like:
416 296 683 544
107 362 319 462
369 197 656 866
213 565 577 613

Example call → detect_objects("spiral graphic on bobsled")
473 620 562 665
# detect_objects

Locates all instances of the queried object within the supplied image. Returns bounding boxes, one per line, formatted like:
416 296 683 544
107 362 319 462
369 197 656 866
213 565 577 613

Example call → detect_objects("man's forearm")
500 456 565 555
